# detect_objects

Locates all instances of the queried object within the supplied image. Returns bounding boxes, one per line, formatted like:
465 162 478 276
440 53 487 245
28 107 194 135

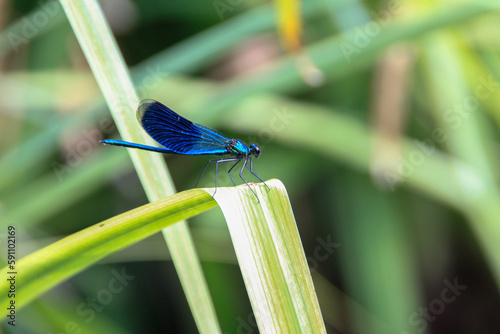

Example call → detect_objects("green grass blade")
0 189 216 310
213 179 326 333
197 2 495 119
58 1 221 332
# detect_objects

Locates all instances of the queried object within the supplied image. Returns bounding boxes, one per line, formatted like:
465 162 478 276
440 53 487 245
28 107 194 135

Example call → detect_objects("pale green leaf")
213 179 326 334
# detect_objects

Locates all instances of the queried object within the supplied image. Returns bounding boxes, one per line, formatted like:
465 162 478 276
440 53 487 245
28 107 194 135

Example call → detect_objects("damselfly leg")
195 156 266 200
196 158 240 195
247 156 269 189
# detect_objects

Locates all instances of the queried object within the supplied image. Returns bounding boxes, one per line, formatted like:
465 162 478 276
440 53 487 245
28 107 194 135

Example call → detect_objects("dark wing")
137 99 230 155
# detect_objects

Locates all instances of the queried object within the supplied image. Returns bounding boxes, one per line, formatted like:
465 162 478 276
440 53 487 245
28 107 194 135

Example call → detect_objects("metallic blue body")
100 99 265 198
102 99 255 157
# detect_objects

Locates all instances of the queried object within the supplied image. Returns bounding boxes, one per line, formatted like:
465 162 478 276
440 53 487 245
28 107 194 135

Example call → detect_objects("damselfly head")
249 144 261 158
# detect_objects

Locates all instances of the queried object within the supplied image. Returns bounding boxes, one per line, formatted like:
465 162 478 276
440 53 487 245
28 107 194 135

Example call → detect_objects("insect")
101 99 265 198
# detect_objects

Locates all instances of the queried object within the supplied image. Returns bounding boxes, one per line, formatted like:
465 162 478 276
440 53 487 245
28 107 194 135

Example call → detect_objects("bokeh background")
1 0 500 333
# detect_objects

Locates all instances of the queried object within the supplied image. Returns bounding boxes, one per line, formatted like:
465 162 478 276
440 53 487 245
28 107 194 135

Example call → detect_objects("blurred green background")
1 0 500 333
